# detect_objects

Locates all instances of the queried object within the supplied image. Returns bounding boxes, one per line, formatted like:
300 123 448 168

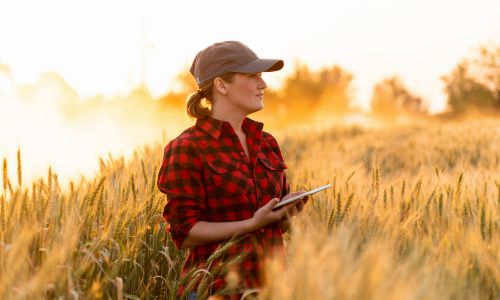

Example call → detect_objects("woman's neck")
211 104 246 134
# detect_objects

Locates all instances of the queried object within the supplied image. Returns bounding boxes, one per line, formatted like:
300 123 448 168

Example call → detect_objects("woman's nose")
258 76 267 90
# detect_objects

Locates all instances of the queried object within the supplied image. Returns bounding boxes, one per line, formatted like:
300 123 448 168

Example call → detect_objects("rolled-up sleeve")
157 138 205 249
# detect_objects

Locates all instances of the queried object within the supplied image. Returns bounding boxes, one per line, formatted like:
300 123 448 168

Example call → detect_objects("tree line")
2 41 497 127
158 41 499 125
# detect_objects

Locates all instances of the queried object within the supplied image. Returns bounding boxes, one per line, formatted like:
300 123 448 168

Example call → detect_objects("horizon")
1 0 500 186
1 0 499 113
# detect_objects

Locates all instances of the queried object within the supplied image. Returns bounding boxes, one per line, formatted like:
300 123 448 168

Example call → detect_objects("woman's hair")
186 72 236 119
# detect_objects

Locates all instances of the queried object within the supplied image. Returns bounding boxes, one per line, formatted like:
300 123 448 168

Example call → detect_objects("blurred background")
1 0 499 184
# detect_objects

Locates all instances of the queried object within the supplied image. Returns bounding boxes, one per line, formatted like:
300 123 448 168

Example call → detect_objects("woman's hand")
251 198 288 229
278 217 291 233
281 191 309 218
277 191 309 233
251 191 309 232
183 192 310 248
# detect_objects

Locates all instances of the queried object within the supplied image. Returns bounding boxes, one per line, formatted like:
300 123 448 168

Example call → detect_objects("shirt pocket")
257 152 287 201
205 156 251 200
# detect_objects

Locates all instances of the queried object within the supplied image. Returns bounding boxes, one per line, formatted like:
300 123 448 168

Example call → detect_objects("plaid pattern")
157 116 290 294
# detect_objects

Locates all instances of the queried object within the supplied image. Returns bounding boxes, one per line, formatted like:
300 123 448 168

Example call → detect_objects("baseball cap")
189 41 284 87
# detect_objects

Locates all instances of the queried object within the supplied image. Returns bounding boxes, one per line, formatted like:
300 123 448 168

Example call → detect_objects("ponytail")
185 72 236 119
186 89 211 119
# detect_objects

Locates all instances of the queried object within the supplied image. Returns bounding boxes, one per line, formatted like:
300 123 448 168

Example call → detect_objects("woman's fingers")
266 198 280 211
264 192 309 223
275 201 297 220
282 190 309 214
295 199 304 212
279 218 291 233
288 205 299 217
253 191 311 231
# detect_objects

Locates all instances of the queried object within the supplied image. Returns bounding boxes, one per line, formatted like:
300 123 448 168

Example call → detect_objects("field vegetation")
1 118 499 299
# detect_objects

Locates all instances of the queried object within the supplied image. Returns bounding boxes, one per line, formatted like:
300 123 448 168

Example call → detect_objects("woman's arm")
181 192 308 248
181 219 258 248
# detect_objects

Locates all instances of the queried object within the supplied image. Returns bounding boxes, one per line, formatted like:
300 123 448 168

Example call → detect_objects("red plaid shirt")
157 116 289 294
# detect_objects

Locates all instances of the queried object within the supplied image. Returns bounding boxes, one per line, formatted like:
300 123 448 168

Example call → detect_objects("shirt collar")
196 116 264 140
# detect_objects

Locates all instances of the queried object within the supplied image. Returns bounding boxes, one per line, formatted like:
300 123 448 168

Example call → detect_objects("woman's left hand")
279 217 291 233
284 190 309 217
278 191 309 232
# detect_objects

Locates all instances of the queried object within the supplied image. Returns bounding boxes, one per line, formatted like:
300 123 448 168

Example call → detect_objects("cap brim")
230 58 284 73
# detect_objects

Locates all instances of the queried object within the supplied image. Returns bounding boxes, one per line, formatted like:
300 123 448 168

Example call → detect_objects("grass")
0 118 499 299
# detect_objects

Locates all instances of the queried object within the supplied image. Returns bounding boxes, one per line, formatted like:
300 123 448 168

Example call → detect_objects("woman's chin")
251 104 264 113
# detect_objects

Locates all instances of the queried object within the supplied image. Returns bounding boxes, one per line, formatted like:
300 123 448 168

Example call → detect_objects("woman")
157 41 308 299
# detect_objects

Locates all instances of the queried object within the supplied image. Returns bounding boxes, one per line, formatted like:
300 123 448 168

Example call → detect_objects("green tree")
280 62 353 114
281 62 323 102
474 43 500 98
318 65 353 114
442 43 500 113
371 76 426 118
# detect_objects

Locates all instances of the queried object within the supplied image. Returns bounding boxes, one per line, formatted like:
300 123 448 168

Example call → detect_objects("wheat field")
1 118 499 299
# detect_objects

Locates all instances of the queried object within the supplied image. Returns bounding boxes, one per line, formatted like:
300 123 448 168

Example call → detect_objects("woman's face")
225 72 267 115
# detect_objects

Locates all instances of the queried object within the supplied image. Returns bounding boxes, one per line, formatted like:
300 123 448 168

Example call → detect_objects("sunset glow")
1 0 499 184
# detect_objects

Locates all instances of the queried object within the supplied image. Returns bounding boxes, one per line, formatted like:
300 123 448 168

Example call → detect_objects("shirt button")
260 228 265 233
240 151 245 156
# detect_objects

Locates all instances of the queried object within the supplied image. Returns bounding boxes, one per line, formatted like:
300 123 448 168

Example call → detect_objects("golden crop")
0 118 499 299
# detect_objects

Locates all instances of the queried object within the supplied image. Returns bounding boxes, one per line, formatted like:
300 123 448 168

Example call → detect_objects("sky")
1 0 499 112
0 0 499 185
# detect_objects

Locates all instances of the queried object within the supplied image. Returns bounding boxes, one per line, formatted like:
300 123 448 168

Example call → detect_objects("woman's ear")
213 77 228 95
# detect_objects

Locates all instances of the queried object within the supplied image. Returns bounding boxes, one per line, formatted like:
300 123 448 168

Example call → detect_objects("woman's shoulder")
261 131 280 147
261 131 285 156
160 127 205 168
163 126 201 152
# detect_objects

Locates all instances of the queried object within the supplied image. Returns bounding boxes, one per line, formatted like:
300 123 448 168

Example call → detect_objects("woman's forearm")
180 197 299 248
181 218 259 248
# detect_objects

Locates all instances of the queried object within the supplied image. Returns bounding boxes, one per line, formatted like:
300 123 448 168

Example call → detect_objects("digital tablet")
272 184 332 210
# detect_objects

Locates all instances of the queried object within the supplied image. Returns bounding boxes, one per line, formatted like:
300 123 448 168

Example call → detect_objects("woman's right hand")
252 198 282 228
251 193 305 230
